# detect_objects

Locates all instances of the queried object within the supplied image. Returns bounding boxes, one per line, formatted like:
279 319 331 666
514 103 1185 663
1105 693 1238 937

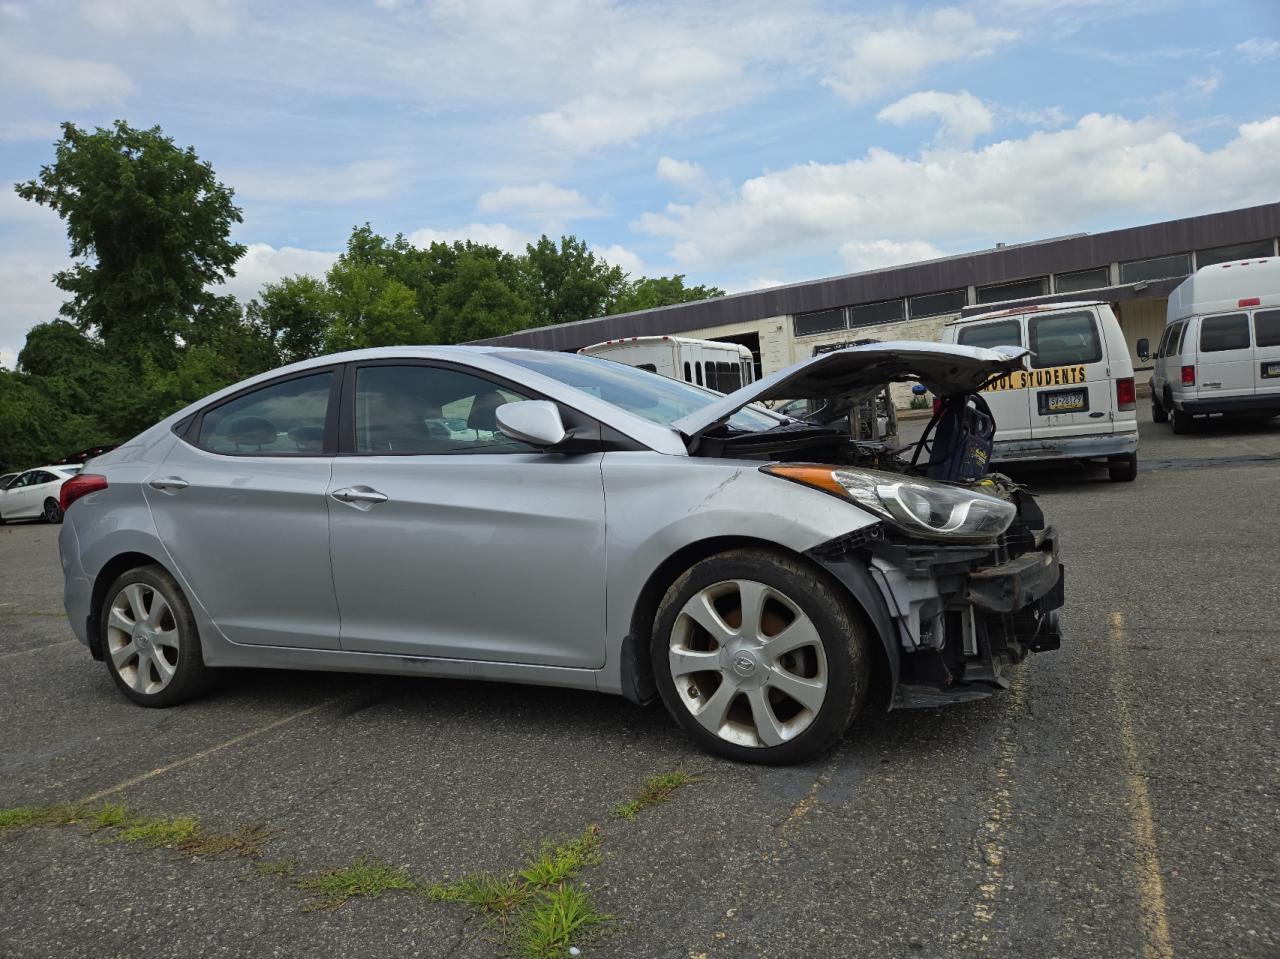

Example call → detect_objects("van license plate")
1041 389 1087 413
1263 362 1280 379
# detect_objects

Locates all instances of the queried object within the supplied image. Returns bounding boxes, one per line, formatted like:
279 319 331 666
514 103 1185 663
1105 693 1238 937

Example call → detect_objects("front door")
144 369 342 649
327 362 608 668
958 318 1033 442
1025 307 1112 440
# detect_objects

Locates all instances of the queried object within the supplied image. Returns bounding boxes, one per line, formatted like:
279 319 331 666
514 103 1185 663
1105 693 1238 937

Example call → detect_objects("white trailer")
579 335 756 392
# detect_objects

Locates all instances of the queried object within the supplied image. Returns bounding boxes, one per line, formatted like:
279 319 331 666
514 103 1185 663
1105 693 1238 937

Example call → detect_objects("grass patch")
428 871 529 915
0 803 83 836
253 858 297 878
515 884 610 959
610 770 695 821
296 855 419 910
109 813 203 848
517 827 602 889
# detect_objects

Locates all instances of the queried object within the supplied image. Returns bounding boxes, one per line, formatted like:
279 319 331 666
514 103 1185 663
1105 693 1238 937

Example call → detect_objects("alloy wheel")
669 579 828 748
106 583 181 695
43 499 63 523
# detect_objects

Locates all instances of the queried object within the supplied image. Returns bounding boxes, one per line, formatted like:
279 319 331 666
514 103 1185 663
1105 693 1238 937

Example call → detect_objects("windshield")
498 350 780 432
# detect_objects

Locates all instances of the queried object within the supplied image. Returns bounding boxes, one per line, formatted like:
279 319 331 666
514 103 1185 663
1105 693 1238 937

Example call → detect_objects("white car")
0 465 82 524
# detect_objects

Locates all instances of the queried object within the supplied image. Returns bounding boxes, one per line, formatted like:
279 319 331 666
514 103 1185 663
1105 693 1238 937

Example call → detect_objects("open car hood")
672 340 1029 441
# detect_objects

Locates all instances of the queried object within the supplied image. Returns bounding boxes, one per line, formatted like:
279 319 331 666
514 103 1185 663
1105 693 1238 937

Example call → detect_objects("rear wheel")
1171 409 1193 434
651 549 871 765
42 497 63 524
1108 453 1138 482
100 564 212 707
1151 396 1168 423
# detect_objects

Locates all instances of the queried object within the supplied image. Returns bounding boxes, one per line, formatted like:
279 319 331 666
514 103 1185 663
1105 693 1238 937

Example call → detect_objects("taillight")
60 473 107 512
1115 377 1136 411
1181 365 1196 386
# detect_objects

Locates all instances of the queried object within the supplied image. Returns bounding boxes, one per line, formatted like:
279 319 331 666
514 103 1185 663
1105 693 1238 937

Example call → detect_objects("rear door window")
1199 313 1251 352
958 320 1023 349
1251 310 1280 348
1027 312 1102 368
197 372 334 455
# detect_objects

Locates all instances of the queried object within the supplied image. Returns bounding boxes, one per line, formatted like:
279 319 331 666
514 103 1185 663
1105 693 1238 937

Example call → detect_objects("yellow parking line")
1108 610 1175 959
970 669 1026 952
78 689 365 804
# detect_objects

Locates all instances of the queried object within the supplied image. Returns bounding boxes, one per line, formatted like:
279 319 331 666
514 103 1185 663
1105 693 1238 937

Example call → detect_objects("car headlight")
761 465 1016 542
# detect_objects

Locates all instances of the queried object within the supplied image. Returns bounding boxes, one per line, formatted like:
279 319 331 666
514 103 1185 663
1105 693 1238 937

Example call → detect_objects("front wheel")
42 497 63 524
100 564 212 707
1108 453 1138 482
651 549 871 765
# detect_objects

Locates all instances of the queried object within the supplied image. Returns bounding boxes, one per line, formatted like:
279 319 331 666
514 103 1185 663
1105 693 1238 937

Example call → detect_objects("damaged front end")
810 480 1064 708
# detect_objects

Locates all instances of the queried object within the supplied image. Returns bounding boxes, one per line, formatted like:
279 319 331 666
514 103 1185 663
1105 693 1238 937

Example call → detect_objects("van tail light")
1181 365 1196 386
1115 377 1136 411
60 473 107 513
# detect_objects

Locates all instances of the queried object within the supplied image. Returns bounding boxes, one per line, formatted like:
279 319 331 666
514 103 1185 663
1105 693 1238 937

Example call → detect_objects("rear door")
1196 312 1254 401
956 318 1033 442
2 471 43 518
1026 308 1110 440
1252 309 1280 393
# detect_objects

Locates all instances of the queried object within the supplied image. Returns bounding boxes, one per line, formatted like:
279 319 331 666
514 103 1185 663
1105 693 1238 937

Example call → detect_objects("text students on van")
1147 257 1280 434
940 302 1139 482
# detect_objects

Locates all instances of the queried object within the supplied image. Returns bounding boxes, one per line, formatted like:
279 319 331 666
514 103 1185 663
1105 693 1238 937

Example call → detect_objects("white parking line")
77 688 367 804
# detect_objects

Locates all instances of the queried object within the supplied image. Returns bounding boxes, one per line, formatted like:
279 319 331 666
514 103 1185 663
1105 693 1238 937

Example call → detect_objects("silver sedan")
59 343 1065 764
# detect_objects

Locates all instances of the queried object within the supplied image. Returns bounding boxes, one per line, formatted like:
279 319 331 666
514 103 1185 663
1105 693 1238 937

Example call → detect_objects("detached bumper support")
966 528 1063 615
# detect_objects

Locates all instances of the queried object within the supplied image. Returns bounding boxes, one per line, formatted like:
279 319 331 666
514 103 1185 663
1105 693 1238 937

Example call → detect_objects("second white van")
940 301 1139 481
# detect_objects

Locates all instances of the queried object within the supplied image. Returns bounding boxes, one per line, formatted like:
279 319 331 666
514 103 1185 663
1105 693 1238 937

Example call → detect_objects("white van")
579 335 755 392
1147 257 1280 433
940 301 1139 481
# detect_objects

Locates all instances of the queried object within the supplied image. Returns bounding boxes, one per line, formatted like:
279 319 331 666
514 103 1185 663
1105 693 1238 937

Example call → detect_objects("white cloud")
231 159 405 204
1237 38 1280 63
1189 67 1222 96
0 119 60 142
638 113 1280 268
824 7 1017 104
0 253 70 369
0 42 133 108
732 276 789 293
80 0 237 35
477 182 600 221
839 239 946 272
406 222 534 255
591 243 645 277
222 243 338 302
656 157 712 193
0 2 26 19
878 90 995 147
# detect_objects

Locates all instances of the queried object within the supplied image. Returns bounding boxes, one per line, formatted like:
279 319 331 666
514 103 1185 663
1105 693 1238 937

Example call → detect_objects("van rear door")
956 317 1033 442
1252 309 1280 392
1026 307 1111 441
1196 312 1254 401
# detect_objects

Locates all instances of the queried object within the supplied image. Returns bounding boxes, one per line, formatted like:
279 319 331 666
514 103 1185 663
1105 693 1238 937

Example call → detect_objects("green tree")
521 235 627 328
0 370 101 472
247 275 335 364
323 260 432 351
435 247 535 343
16 321 131 437
14 120 246 364
608 274 725 315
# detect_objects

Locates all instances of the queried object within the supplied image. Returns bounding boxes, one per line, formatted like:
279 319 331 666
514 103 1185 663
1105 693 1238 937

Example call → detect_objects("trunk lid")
671 340 1029 442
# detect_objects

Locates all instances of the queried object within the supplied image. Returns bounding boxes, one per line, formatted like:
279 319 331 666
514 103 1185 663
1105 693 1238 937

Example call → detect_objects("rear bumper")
993 431 1137 463
58 520 93 649
1177 394 1280 416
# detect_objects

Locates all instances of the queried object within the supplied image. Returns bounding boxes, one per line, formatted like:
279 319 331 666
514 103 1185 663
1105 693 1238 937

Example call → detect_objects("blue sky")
2 0 1279 364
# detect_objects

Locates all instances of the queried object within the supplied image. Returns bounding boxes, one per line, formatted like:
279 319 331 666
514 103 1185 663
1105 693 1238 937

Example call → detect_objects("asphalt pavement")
0 405 1276 958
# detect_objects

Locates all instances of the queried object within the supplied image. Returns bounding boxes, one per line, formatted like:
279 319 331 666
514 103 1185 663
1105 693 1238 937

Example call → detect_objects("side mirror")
1136 338 1150 361
495 400 567 448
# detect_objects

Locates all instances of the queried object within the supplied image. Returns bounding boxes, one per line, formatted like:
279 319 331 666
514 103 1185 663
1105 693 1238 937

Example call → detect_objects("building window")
976 277 1049 305
1119 253 1191 284
1054 266 1111 294
847 299 903 328
793 307 846 337
1195 240 1276 269
908 289 967 318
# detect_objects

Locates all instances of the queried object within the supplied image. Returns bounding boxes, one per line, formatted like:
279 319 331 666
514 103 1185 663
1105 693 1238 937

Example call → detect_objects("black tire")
99 564 212 707
651 548 871 765
1171 409 1193 434
42 497 63 524
1151 396 1168 424
1108 453 1138 482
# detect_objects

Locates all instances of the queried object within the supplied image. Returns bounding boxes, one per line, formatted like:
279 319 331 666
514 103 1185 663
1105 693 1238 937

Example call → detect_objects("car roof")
949 301 1103 324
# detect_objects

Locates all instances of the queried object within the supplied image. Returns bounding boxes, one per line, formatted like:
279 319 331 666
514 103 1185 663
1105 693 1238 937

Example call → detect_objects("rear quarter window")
1199 313 1250 353
1253 310 1280 348
1028 311 1102 368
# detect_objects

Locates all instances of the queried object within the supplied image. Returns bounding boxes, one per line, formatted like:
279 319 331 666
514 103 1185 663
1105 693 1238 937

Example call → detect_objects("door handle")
331 486 388 506
148 476 189 492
